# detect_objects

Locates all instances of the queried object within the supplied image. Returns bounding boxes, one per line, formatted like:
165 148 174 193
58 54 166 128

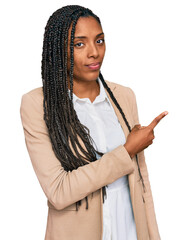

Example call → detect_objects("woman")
20 5 168 240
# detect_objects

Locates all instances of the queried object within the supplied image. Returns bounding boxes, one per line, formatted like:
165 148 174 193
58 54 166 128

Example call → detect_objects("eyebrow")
74 32 104 39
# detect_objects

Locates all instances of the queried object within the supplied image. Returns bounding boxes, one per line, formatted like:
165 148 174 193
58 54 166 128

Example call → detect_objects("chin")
86 70 100 81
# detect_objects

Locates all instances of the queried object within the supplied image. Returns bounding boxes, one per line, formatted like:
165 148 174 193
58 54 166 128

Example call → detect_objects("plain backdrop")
0 0 187 239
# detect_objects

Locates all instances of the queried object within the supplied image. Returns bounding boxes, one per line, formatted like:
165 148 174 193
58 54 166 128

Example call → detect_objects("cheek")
67 53 82 73
73 53 85 71
100 46 106 59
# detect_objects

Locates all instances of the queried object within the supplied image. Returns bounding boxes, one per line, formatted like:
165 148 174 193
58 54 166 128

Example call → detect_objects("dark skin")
67 16 168 158
125 111 168 158
67 16 105 103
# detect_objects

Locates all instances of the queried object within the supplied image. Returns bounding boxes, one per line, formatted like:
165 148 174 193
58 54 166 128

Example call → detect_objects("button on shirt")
68 78 137 240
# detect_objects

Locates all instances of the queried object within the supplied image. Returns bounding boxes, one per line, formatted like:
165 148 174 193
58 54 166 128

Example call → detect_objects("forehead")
69 16 103 37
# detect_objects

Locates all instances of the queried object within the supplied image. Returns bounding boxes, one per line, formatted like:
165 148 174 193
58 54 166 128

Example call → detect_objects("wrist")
124 143 135 159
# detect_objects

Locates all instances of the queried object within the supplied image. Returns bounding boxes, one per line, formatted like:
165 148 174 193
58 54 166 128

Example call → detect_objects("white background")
0 0 187 239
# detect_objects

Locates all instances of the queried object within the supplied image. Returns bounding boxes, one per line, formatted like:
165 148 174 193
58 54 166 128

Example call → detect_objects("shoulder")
105 80 139 124
21 86 43 102
20 86 49 134
21 86 43 104
20 86 43 115
105 80 136 101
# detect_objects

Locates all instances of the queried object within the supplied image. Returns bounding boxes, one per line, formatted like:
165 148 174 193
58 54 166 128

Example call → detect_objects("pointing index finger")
148 111 168 129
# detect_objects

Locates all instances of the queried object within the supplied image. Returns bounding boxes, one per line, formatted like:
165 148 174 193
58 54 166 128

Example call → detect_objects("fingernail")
164 111 168 115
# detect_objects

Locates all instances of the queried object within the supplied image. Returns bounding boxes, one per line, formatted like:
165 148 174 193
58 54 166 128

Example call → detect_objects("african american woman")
20 5 168 240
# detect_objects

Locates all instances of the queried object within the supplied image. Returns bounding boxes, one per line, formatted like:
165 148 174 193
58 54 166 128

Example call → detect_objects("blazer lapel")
104 81 130 144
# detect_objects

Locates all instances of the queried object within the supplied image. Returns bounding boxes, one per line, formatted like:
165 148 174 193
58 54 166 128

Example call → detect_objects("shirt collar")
68 78 111 105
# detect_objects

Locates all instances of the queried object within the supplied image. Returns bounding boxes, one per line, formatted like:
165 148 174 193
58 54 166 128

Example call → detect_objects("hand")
124 111 168 158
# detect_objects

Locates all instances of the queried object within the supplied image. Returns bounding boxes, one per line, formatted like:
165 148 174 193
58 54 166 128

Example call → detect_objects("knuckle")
133 125 138 130
146 127 151 134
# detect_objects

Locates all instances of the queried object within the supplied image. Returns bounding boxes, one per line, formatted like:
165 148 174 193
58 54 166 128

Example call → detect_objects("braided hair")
41 5 145 211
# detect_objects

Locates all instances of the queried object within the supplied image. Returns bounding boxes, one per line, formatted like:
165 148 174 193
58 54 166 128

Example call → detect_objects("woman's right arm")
20 92 134 211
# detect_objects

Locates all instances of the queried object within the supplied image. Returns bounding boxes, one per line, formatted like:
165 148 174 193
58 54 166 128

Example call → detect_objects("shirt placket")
89 104 107 153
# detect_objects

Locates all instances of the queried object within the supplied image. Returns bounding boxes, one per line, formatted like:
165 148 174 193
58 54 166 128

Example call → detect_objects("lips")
87 62 100 66
86 62 100 70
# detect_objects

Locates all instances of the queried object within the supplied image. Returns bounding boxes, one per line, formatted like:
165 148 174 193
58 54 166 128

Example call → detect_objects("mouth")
86 62 100 70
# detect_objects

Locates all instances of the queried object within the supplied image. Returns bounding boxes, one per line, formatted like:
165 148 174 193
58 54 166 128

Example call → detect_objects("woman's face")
67 16 106 83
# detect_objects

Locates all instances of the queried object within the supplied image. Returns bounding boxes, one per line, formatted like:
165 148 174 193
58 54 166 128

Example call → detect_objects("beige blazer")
20 80 161 240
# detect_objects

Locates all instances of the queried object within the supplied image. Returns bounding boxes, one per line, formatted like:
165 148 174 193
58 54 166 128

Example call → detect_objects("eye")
74 42 84 47
97 39 105 44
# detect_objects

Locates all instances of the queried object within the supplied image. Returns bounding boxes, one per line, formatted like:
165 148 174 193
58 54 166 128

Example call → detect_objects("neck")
68 78 100 103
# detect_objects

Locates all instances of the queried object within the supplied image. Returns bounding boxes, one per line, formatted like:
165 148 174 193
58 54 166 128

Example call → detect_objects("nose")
87 43 99 58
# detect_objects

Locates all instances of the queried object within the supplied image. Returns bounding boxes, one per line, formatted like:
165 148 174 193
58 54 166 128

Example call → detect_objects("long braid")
41 5 145 212
99 72 146 193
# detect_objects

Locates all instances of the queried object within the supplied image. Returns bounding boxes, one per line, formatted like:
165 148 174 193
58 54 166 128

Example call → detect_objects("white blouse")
68 78 137 240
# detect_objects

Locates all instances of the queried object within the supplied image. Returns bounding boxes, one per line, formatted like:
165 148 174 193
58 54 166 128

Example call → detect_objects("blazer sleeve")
129 88 161 239
20 92 134 211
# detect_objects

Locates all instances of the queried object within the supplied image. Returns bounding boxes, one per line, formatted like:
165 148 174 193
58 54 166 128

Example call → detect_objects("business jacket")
20 80 161 240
